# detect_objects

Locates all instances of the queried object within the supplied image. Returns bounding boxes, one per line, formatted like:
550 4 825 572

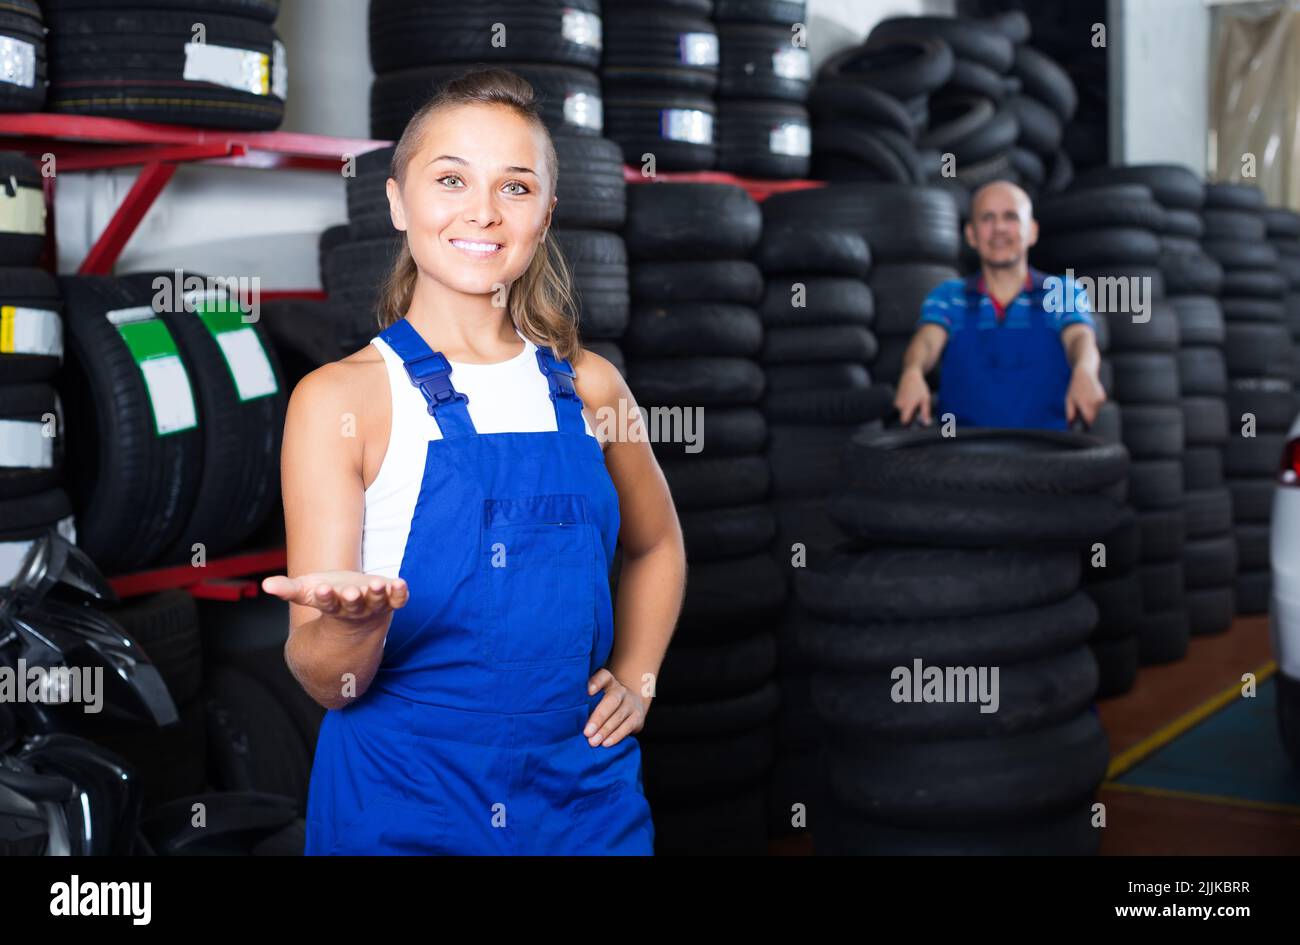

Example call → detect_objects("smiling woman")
260 68 687 856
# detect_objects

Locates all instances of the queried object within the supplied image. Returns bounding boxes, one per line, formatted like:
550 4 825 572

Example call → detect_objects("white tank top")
361 323 596 579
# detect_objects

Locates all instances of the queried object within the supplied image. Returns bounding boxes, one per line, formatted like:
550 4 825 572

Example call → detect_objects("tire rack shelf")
0 113 826 597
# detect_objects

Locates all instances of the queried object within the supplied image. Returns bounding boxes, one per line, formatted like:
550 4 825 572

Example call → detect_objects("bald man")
894 181 1107 431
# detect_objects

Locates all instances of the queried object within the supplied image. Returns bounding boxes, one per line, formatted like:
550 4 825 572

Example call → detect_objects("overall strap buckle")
404 351 470 415
534 348 580 405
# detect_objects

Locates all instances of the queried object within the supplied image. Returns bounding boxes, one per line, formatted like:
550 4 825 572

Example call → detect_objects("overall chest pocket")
479 493 597 665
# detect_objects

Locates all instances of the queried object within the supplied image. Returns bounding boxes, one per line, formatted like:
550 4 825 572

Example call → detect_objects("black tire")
1085 573 1144 641
758 276 874 327
675 554 788 639
1177 347 1227 396
762 385 892 424
624 302 761 357
830 488 1123 549
552 135 627 230
796 545 1081 622
1221 269 1288 300
1117 405 1183 458
810 122 919 184
764 361 870 394
655 631 777 702
717 23 811 102
1184 534 1238 586
1185 586 1235 636
0 154 47 265
1225 433 1288 477
659 454 769 509
552 229 629 339
91 697 208 810
824 711 1108 827
1200 238 1278 270
1136 507 1186 561
1007 94 1062 156
0 267 62 383
1106 300 1179 352
762 183 962 264
205 666 311 805
1035 184 1165 232
1109 352 1180 404
117 270 286 564
1092 635 1139 699
58 276 204 573
45 9 284 130
1172 296 1225 346
1229 478 1275 523
102 590 203 705
1138 608 1190 664
1072 164 1205 211
0 383 61 499
603 11 719 93
1163 209 1205 239
761 324 877 364
367 0 602 73
717 101 811 178
627 356 764 406
943 58 1006 102
1127 458 1183 509
1034 227 1162 268
1235 570 1270 615
871 15 1014 72
818 34 954 101
370 63 603 141
678 504 776 561
1227 379 1297 431
643 681 780 739
1183 447 1224 490
1221 296 1286 323
1202 209 1267 242
605 88 718 171
768 421 884 499
1225 323 1295 377
756 225 872 279
630 260 763 303
625 183 760 260
1011 44 1077 122
1181 397 1228 446
806 80 915 139
650 406 766 458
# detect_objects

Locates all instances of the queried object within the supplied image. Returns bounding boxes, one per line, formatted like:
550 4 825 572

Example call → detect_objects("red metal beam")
107 546 287 599
78 161 178 274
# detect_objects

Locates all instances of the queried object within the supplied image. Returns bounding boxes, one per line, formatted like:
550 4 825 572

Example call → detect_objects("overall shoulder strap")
533 344 587 435
378 318 476 438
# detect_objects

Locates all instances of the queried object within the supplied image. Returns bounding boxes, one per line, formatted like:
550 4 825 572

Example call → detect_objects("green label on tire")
191 294 279 402
107 306 199 437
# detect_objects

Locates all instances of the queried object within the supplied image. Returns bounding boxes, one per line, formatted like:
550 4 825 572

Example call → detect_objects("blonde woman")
262 68 685 855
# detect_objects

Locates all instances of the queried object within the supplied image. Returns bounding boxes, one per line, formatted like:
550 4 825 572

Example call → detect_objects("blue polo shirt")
916 267 1096 430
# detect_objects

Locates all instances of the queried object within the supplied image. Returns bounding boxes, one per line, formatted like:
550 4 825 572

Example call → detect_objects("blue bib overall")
936 299 1073 431
304 317 655 855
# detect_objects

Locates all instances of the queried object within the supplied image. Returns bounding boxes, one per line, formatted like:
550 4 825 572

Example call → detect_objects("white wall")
53 0 953 289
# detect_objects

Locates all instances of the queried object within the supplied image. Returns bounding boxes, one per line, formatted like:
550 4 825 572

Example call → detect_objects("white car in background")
1273 411 1300 765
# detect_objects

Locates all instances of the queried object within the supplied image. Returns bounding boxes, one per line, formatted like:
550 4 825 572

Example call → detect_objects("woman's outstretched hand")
584 669 648 748
261 571 409 629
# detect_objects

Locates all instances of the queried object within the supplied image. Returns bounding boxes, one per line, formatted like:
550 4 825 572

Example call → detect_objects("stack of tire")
1075 165 1237 638
601 0 718 172
791 427 1123 854
807 22 945 183
751 224 893 841
760 183 963 393
0 153 73 589
1033 179 1190 665
622 182 781 854
57 273 286 576
0 0 46 112
43 0 286 129
1003 19 1078 198
713 0 811 180
1200 182 1298 615
1264 208 1300 388
368 0 604 143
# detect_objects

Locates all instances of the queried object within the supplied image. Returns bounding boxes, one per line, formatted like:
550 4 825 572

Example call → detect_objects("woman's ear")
387 177 407 232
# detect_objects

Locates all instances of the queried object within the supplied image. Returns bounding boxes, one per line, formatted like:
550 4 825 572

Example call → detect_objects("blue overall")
925 271 1091 431
304 317 655 855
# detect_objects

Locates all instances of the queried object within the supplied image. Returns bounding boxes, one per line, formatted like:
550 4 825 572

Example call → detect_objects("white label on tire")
0 37 36 89
0 419 52 469
0 184 45 235
561 8 602 50
215 326 277 401
271 39 288 100
772 47 811 81
105 306 155 326
662 108 713 145
1 307 62 359
564 91 603 132
679 32 719 67
770 122 810 156
183 41 271 96
139 355 198 435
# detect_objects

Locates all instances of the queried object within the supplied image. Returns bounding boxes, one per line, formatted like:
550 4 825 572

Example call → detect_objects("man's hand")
1065 365 1107 427
895 366 933 425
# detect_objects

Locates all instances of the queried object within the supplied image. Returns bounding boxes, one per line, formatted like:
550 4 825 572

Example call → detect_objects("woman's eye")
504 181 529 195
437 174 463 187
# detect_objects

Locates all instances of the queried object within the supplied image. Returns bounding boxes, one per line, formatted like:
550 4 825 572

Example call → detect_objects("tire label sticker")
679 32 719 67
0 517 76 588
190 292 279 402
1 306 62 358
772 47 811 81
770 121 811 156
561 9 602 50
0 418 52 469
0 36 35 89
0 182 46 235
661 108 713 144
564 91 603 132
271 39 288 100
105 308 198 436
183 41 272 97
